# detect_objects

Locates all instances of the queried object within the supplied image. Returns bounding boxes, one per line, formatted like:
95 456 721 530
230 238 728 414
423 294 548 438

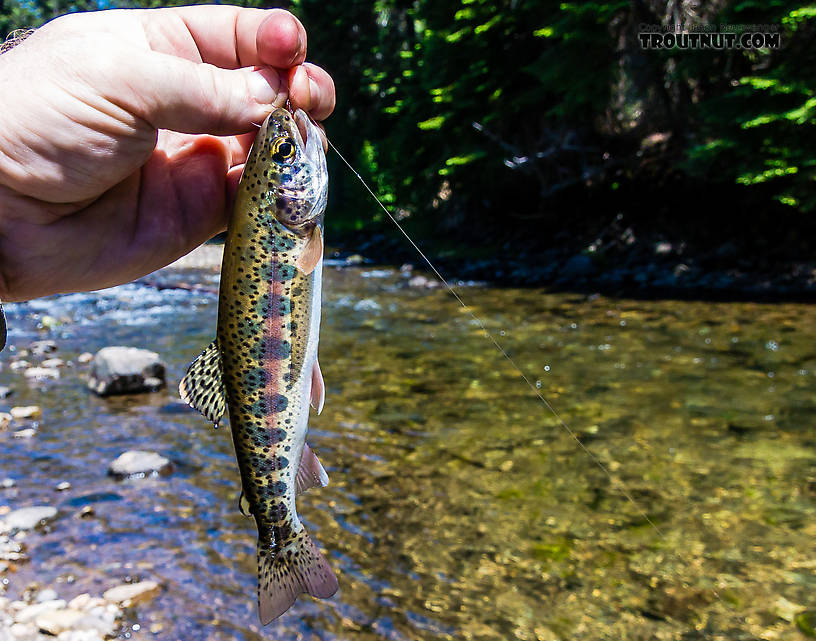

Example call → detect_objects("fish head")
250 107 328 235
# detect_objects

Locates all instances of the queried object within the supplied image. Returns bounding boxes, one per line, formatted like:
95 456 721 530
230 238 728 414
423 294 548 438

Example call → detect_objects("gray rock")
561 254 596 278
87 347 166 396
23 366 60 381
108 451 172 479
3 506 57 531
29 340 57 356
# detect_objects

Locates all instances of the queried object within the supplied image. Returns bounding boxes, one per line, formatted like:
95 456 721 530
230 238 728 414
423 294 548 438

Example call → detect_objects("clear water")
0 261 814 640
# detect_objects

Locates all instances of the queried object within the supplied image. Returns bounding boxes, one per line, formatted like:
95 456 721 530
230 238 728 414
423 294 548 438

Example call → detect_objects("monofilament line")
327 138 726 609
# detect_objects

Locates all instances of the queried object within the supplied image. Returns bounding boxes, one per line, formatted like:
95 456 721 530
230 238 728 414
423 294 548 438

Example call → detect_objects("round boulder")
88 347 166 396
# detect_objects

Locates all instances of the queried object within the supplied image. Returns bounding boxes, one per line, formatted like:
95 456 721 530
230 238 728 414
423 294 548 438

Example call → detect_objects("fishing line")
327 138 728 607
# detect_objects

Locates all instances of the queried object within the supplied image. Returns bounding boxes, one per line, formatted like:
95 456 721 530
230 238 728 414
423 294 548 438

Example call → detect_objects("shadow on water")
1 259 815 640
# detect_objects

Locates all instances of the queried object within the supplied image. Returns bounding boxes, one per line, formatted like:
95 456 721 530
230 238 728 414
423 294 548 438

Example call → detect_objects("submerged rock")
10 406 41 420
2 506 57 531
23 366 60 381
29 340 57 356
88 347 166 396
108 451 172 479
102 580 160 606
12 428 36 439
0 385 13 398
77 352 94 364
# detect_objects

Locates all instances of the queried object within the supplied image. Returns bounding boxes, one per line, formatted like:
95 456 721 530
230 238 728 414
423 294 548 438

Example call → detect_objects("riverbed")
1 248 814 640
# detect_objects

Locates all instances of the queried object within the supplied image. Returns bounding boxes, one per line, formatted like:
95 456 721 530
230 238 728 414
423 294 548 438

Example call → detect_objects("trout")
180 108 337 623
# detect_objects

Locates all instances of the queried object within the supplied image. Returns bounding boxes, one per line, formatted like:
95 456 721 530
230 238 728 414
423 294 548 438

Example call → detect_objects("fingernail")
291 66 311 110
308 77 321 112
249 68 281 105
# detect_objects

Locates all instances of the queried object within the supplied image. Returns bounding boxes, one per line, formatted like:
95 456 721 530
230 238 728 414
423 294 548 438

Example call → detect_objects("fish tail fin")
257 532 338 624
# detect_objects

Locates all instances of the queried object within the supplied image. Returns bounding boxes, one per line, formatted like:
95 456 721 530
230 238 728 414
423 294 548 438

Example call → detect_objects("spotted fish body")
180 108 336 623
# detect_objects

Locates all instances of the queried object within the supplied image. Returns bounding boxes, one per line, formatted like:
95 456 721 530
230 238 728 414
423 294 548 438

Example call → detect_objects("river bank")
335 225 816 301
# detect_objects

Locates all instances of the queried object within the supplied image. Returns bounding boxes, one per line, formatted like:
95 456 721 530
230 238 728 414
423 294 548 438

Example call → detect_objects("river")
1 249 814 640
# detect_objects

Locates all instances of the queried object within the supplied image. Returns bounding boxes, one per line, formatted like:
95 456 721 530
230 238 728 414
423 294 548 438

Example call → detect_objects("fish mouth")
291 109 328 220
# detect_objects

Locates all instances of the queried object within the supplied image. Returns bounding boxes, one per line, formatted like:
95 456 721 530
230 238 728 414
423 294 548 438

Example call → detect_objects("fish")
179 107 337 623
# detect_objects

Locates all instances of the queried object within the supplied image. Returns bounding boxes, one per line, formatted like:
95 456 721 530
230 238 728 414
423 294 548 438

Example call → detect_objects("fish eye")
271 138 296 163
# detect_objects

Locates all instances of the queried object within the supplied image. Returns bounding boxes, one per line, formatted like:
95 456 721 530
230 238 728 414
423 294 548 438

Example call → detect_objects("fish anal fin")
179 339 226 423
257 532 338 623
310 359 325 415
294 226 323 275
296 443 329 495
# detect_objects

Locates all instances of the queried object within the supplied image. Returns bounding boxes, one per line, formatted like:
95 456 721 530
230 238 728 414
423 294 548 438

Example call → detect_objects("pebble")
35 589 59 603
41 358 65 369
12 429 36 439
36 609 88 635
23 367 60 381
76 353 94 364
15 600 67 623
1 478 16 489
108 451 172 479
346 254 365 265
102 580 161 606
55 482 71 492
0 386 13 399
0 413 12 430
9 361 30 371
87 347 166 396
2 506 57 531
10 406 41 420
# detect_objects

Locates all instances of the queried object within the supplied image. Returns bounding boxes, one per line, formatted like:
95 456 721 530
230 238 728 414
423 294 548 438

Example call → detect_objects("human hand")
0 6 335 301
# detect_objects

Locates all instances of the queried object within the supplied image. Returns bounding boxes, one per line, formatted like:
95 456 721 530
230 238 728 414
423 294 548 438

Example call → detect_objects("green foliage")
683 2 816 211
1 0 814 236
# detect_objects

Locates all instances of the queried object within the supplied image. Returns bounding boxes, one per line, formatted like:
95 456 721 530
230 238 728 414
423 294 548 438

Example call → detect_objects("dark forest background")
2 1 815 287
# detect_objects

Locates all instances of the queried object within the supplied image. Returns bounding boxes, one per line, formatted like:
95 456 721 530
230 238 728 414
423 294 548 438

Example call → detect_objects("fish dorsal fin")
295 226 324 275
296 443 329 495
179 339 226 423
239 491 252 517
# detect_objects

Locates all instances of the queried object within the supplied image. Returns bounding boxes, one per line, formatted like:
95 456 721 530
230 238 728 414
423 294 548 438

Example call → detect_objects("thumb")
120 51 287 135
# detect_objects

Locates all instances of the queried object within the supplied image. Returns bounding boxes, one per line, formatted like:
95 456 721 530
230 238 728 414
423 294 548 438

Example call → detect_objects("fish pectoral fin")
294 225 323 275
296 443 330 495
310 359 325 415
179 339 227 424
257 530 338 623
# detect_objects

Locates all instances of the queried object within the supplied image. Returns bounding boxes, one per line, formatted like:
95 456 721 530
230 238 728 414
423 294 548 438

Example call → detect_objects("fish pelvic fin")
296 443 329 495
179 339 226 424
310 358 325 415
257 531 339 624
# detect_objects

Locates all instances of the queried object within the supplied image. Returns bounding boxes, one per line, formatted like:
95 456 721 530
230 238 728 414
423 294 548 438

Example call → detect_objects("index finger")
161 6 307 69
